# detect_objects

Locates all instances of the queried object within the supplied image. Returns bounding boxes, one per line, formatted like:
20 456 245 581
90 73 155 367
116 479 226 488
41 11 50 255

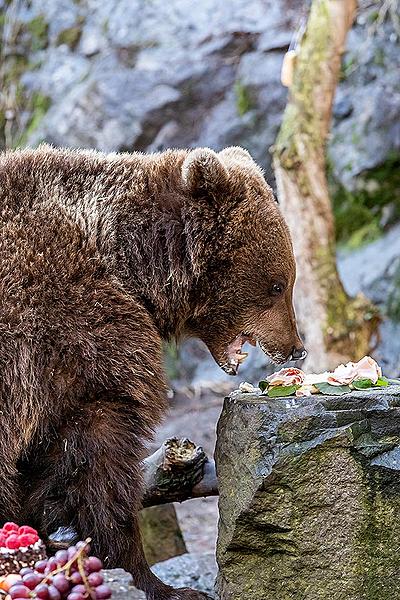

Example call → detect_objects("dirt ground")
151 382 235 554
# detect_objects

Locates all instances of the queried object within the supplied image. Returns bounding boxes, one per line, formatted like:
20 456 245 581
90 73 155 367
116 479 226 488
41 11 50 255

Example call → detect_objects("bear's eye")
270 282 284 296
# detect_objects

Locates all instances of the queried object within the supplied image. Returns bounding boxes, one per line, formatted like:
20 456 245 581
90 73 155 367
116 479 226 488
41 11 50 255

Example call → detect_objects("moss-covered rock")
216 385 400 600
234 81 254 117
56 26 82 49
0 10 50 149
330 152 400 248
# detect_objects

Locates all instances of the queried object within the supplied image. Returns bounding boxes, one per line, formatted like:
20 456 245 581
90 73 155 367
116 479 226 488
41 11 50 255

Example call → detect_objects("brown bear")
0 144 305 599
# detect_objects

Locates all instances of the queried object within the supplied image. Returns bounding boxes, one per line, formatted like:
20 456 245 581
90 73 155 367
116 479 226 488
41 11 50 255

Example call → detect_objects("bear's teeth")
236 352 248 363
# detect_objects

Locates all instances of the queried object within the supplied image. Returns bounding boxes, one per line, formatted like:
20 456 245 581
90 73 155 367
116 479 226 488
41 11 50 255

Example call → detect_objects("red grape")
55 550 68 566
47 585 61 600
35 560 48 574
76 541 90 553
47 558 58 571
9 585 30 599
35 584 50 599
95 585 112 599
67 547 78 561
86 557 102 573
22 573 41 590
69 572 83 585
7 536 111 600
52 574 70 594
88 573 103 587
19 568 34 577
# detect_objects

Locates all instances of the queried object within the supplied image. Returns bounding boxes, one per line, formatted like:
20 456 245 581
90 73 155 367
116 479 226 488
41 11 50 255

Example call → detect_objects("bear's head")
182 146 306 375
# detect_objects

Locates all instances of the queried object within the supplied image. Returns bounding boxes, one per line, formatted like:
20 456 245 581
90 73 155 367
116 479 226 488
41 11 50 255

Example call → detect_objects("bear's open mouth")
223 333 257 375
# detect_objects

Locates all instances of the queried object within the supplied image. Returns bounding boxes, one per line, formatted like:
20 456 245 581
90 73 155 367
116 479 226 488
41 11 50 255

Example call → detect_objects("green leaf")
258 380 268 392
388 378 400 385
267 385 298 398
314 382 351 396
351 377 389 389
351 378 373 390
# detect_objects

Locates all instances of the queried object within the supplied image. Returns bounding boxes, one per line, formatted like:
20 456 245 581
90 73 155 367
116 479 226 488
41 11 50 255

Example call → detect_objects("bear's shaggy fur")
0 145 304 599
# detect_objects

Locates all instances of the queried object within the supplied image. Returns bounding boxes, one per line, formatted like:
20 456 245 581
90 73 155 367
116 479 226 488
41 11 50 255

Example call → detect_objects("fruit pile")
0 524 46 576
0 529 112 600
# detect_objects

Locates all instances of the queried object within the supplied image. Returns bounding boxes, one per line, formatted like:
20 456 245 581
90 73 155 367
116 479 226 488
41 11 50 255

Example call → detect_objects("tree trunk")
273 0 379 372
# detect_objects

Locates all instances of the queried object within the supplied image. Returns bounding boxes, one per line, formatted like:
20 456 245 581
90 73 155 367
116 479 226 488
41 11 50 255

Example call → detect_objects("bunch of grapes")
5 542 112 600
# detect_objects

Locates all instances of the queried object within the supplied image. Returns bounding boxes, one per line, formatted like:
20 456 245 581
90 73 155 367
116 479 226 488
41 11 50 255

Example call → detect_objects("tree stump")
216 385 400 600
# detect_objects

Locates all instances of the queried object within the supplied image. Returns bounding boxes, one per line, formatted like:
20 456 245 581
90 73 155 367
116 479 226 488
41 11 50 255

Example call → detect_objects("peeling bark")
273 0 379 371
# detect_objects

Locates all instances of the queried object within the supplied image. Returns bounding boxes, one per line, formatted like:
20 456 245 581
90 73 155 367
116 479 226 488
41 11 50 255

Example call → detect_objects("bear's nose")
291 346 307 361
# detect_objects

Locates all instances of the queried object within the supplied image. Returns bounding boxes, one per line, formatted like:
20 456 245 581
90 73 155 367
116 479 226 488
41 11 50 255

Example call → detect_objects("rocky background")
1 0 400 590
2 0 399 384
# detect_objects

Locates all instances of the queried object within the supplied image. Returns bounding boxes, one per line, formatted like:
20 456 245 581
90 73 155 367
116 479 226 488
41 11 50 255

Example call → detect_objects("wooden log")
141 437 218 508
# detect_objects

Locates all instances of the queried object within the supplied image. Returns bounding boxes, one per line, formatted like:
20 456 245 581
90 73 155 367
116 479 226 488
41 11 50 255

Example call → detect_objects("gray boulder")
216 385 400 600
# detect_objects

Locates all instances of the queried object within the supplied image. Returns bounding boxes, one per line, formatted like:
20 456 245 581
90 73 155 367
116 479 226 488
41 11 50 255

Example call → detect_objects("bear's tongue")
226 333 256 373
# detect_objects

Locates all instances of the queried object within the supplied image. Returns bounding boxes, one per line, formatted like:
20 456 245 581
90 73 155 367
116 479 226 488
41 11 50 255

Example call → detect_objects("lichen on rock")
216 385 400 600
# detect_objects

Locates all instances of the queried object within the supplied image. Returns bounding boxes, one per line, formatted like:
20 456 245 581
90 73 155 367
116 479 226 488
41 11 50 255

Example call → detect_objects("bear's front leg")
23 397 211 600
0 437 22 524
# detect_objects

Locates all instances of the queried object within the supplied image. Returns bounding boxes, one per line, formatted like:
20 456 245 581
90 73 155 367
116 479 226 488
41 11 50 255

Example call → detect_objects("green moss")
27 15 49 51
163 342 180 381
56 26 82 49
275 0 330 167
27 92 51 133
367 9 380 24
102 18 109 34
0 10 50 148
340 52 357 80
234 80 254 117
330 152 400 248
373 46 385 67
315 243 378 349
14 92 51 147
353 451 400 599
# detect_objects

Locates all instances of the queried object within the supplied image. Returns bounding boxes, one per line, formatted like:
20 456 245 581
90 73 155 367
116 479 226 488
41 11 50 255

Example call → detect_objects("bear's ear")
182 148 229 198
218 146 256 165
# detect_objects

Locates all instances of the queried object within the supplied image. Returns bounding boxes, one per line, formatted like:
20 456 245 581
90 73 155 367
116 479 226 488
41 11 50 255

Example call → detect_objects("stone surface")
103 553 217 599
216 385 400 600
139 503 187 567
7 0 398 188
